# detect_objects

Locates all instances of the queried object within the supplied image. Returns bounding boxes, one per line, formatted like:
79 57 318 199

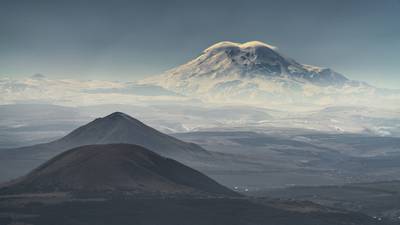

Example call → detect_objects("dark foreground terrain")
257 181 400 223
0 194 382 225
0 143 386 225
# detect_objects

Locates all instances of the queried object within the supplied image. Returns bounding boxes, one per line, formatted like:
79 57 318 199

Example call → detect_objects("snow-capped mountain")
158 41 350 87
142 41 397 107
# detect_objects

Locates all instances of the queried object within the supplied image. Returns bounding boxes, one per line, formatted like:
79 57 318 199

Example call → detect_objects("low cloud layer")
1 74 400 113
0 75 192 106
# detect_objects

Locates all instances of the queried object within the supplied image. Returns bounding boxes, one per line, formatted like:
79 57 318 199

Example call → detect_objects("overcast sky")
1 0 399 88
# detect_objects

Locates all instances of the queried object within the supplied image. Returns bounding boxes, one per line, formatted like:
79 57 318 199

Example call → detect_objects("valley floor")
0 194 384 225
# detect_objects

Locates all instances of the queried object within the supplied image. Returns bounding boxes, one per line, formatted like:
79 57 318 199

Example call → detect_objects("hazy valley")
1 39 399 225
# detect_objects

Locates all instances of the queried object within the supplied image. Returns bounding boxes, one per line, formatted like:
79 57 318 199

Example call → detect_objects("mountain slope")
142 41 390 106
55 112 207 157
0 144 237 196
151 41 349 87
0 112 209 182
0 145 381 225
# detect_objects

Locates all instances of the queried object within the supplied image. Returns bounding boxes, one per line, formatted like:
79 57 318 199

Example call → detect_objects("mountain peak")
240 41 277 49
142 40 352 104
0 112 209 183
58 112 208 157
103 111 137 121
139 40 366 105
204 41 277 53
1 144 237 196
106 111 129 117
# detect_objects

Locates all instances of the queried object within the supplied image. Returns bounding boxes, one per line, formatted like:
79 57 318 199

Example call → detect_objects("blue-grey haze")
0 0 399 88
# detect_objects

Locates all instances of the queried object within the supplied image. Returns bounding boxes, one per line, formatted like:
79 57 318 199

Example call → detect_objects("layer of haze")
0 0 399 88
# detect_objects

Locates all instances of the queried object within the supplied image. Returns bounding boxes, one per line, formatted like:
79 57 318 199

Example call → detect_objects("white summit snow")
141 41 392 106
204 41 278 52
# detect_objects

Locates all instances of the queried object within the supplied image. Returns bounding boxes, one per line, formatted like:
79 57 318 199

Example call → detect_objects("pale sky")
0 0 399 89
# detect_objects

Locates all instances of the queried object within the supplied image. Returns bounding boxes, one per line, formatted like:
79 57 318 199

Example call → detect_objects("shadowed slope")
0 112 209 182
1 144 237 196
57 112 208 157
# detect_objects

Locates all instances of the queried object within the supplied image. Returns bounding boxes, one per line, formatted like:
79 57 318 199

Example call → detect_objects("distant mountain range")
143 41 399 106
0 144 237 197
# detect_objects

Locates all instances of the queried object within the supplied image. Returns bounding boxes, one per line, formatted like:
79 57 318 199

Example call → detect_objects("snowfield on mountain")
142 41 399 107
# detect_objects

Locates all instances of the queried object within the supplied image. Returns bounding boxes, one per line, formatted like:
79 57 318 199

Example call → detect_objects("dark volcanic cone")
0 112 210 182
0 144 238 197
56 112 208 157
